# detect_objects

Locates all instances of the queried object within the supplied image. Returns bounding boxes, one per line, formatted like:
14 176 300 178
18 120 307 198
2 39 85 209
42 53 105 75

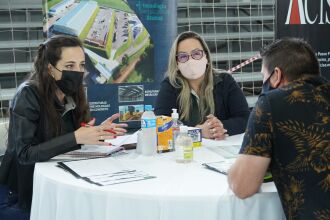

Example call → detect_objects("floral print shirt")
239 76 330 220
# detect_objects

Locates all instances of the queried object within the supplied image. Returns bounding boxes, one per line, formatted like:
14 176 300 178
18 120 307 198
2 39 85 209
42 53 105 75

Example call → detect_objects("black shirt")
240 76 330 220
154 72 250 135
0 83 80 210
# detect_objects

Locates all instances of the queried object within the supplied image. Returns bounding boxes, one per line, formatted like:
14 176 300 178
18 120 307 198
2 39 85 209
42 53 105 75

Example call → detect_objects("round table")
30 138 285 220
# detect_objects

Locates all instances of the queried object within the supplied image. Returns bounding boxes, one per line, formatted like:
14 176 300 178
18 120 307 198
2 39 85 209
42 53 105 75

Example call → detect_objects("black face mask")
261 71 275 94
55 70 84 95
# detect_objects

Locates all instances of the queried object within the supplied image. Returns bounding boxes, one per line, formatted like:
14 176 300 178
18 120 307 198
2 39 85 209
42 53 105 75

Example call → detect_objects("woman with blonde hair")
154 31 249 139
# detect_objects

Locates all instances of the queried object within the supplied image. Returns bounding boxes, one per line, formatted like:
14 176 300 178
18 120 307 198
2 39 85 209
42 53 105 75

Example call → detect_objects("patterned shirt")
239 76 330 220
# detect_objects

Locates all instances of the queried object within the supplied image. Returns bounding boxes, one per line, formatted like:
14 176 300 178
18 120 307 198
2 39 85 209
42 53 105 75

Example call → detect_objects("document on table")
106 131 138 149
202 159 236 175
53 145 124 161
53 132 138 161
65 145 123 157
57 157 156 186
202 133 244 159
203 159 274 182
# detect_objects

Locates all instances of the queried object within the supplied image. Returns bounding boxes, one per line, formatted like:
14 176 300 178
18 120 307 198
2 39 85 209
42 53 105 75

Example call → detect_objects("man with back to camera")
228 38 330 220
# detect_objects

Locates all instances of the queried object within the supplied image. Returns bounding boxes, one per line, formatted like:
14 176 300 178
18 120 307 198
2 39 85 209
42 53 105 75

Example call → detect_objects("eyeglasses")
176 49 204 63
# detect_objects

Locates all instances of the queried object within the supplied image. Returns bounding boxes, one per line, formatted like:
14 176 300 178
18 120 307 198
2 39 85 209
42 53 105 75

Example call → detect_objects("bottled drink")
175 126 193 163
171 108 181 150
136 130 142 154
140 105 157 156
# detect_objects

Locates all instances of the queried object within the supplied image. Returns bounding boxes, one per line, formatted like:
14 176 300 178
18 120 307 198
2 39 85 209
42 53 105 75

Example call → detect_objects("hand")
196 122 211 139
101 113 128 136
74 114 128 145
75 123 119 146
197 114 227 140
206 114 228 140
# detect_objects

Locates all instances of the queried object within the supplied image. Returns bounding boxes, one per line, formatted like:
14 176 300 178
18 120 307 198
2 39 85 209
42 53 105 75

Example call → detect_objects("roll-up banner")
276 0 330 79
43 0 177 128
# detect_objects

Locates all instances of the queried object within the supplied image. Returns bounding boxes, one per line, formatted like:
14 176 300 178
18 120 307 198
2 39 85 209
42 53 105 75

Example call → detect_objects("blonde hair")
166 31 214 123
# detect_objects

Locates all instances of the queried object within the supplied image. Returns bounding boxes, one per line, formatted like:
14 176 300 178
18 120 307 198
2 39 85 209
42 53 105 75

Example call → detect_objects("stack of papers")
63 145 123 158
54 132 138 161
202 133 244 159
57 157 156 186
106 131 138 147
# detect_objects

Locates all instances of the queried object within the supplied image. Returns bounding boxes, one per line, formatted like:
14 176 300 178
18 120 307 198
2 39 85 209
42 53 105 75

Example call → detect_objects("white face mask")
178 56 208 80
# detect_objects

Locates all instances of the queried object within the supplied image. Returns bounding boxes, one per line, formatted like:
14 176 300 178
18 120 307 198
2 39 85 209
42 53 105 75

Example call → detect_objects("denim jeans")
0 185 30 220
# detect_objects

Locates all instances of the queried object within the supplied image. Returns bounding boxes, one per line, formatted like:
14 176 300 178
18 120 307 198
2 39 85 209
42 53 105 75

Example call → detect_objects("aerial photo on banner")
43 0 155 85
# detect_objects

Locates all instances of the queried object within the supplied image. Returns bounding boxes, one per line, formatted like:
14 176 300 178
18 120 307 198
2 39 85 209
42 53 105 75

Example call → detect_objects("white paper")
202 133 244 147
105 131 138 146
61 157 128 177
86 170 154 186
58 157 155 186
202 133 244 159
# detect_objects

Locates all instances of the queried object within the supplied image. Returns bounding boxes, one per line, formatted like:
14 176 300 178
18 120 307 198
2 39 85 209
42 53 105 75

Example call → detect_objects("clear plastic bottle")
171 108 181 150
140 105 157 156
175 126 193 163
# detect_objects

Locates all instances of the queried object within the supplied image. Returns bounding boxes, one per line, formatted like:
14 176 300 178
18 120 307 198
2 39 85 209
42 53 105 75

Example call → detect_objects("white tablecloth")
30 137 285 220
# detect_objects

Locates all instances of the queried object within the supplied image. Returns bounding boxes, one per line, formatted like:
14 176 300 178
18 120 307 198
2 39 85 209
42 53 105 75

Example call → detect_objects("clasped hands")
197 114 227 140
74 113 128 146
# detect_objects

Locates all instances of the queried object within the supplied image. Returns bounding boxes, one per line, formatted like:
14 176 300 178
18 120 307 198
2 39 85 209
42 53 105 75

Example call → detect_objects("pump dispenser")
171 108 179 120
175 126 193 163
171 108 181 150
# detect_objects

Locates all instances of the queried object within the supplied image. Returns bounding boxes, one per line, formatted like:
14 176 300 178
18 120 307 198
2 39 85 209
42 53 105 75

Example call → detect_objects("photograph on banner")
118 104 144 122
44 0 154 84
118 85 144 103
43 0 177 128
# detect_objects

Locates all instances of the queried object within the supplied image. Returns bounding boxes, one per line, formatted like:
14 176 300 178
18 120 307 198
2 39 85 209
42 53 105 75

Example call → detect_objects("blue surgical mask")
261 71 275 94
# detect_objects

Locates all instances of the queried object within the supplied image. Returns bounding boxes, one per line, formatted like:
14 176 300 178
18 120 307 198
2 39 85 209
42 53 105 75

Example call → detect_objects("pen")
80 122 91 127
104 129 117 135
80 122 117 135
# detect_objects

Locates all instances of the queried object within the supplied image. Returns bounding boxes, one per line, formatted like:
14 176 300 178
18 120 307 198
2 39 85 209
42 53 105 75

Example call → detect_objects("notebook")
63 145 124 158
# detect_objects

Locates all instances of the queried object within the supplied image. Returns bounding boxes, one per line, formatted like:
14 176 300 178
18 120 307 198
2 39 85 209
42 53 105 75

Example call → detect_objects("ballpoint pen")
80 122 117 135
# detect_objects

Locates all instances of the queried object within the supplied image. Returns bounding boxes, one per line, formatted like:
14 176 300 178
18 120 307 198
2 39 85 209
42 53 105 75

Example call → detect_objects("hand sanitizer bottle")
175 126 193 163
171 108 180 150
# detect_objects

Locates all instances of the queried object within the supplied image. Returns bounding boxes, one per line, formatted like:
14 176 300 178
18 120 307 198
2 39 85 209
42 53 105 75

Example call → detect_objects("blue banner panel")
276 0 330 79
43 0 177 127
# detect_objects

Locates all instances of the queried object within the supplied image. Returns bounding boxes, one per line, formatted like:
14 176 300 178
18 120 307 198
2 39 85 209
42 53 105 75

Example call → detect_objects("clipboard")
203 161 273 182
57 159 156 186
202 161 231 175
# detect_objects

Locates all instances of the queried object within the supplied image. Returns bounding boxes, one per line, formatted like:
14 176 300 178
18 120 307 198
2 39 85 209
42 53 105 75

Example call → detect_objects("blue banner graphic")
43 0 177 128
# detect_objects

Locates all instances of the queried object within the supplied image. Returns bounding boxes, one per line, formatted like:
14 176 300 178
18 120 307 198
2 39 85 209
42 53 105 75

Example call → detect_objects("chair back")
0 121 9 157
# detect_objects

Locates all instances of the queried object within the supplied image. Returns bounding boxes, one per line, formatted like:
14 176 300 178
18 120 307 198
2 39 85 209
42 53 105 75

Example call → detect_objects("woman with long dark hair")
0 35 127 219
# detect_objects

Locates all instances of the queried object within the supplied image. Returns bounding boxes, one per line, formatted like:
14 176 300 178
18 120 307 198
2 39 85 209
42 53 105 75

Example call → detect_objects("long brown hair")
167 31 214 123
29 35 90 136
